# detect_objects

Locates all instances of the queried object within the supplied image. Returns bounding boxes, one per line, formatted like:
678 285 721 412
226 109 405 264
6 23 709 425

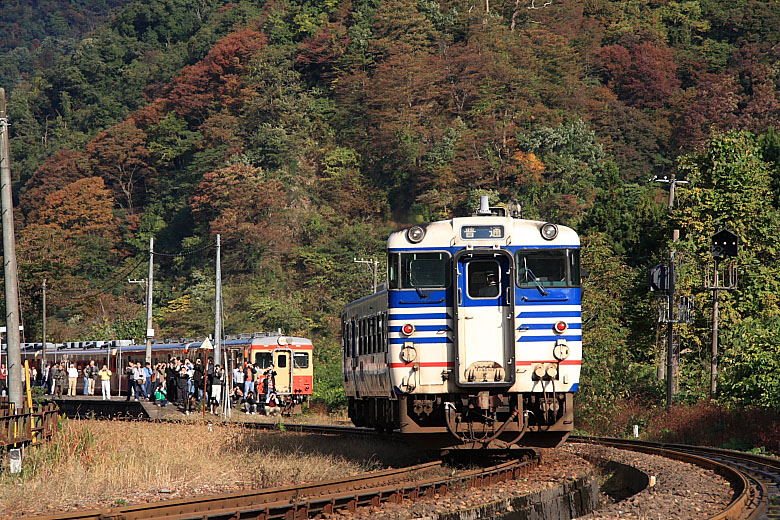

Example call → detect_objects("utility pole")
354 258 380 293
653 173 689 408
0 88 23 408
42 279 47 369
145 237 154 364
214 234 222 366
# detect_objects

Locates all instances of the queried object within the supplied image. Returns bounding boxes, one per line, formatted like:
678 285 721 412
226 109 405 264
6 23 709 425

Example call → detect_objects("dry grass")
2 418 426 518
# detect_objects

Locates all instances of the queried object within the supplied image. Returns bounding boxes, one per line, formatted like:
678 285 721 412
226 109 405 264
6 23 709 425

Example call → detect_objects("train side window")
568 249 581 286
380 313 386 351
359 319 365 356
351 319 356 357
388 253 400 289
255 352 272 368
293 353 309 368
371 316 377 353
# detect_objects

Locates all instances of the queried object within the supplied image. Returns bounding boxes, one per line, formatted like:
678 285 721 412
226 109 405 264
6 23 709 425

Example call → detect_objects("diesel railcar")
342 197 581 449
17 333 313 410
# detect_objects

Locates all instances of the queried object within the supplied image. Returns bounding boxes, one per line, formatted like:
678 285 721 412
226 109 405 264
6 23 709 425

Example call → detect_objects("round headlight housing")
401 324 415 336
540 223 558 241
407 226 425 243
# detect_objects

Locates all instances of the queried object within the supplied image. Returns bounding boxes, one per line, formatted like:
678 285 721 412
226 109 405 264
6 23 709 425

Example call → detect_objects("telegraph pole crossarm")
354 258 380 294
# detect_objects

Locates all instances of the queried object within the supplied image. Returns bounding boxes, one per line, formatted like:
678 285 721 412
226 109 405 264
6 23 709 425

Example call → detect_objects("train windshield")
515 249 580 288
401 252 450 289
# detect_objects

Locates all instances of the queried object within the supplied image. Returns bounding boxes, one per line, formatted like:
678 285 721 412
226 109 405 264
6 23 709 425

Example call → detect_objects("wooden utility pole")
145 237 154 364
654 173 688 409
42 279 47 368
0 88 23 408
214 234 222 366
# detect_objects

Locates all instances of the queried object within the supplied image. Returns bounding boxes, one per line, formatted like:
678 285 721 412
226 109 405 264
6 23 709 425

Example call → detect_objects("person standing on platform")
55 363 67 398
89 361 99 395
176 365 190 414
192 359 204 401
41 363 50 391
125 362 137 401
243 363 254 399
0 363 8 397
82 363 90 395
98 364 112 400
143 362 153 401
67 363 79 396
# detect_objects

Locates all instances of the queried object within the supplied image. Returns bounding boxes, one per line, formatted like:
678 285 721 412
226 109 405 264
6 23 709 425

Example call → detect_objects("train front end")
387 202 581 449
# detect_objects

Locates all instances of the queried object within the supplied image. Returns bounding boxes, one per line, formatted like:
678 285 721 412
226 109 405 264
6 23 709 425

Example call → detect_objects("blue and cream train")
342 197 581 449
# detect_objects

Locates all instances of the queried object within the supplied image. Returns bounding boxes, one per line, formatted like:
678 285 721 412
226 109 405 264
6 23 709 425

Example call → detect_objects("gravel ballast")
326 443 735 519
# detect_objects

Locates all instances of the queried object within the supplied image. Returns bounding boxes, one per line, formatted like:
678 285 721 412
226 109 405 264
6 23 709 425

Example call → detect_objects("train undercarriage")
348 392 573 449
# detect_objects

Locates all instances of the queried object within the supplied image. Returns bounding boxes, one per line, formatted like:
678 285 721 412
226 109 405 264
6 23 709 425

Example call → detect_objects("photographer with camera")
262 363 276 404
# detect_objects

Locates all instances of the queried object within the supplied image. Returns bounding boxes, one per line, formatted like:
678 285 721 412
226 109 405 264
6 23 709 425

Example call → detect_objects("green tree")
673 131 780 400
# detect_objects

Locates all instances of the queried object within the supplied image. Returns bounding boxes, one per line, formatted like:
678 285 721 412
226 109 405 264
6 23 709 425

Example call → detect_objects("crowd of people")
0 358 282 417
123 357 282 416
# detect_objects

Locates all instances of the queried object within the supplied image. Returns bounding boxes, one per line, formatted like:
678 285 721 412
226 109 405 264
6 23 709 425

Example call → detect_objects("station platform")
49 395 192 420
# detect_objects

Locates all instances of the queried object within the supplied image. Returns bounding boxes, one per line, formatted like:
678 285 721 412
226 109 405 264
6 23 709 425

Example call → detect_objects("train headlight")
407 226 425 243
540 223 558 241
553 321 568 334
401 324 415 336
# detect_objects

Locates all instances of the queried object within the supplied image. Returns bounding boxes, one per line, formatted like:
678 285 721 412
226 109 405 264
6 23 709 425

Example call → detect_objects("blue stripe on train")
389 337 453 344
518 323 582 330
389 313 451 320
516 311 581 318
517 335 582 342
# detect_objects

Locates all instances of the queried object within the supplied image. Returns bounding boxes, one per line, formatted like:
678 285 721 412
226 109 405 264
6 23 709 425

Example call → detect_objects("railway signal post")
706 227 738 398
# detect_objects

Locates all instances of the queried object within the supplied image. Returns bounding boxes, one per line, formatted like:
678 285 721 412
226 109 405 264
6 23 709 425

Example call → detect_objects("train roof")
388 215 579 250
13 334 312 356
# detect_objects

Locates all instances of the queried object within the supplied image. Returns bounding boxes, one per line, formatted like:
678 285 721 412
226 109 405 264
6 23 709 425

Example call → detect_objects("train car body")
15 333 313 410
342 199 581 449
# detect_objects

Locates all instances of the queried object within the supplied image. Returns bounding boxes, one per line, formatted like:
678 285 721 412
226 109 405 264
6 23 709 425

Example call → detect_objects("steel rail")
569 436 779 520
23 457 538 520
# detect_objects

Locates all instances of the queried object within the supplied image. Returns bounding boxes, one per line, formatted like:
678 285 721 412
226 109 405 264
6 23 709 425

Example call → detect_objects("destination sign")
460 225 504 239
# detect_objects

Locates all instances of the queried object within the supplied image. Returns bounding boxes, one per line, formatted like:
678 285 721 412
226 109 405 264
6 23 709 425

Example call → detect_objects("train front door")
273 349 292 393
454 252 515 386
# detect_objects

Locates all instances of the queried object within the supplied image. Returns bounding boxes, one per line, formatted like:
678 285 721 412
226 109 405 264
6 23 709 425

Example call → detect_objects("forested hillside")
3 0 780 426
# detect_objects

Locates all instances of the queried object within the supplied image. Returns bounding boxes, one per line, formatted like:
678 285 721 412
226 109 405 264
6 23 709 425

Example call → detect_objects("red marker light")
402 324 415 336
553 321 568 334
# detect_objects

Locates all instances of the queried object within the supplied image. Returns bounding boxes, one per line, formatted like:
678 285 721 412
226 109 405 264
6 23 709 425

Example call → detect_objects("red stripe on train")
516 360 581 366
387 362 453 368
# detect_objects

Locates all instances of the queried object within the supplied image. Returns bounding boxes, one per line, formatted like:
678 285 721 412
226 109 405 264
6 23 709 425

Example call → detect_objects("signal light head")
401 324 415 336
553 321 568 334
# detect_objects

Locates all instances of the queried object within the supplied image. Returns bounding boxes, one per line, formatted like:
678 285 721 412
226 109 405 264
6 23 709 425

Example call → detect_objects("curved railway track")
20 416 780 520
24 451 538 520
571 436 780 519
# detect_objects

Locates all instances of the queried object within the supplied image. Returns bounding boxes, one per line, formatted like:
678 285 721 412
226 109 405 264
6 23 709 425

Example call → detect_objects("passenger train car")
342 197 581 449
15 333 313 411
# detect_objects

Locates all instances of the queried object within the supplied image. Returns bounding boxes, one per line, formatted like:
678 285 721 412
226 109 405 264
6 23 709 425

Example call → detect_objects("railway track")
24 453 538 520
571 436 780 519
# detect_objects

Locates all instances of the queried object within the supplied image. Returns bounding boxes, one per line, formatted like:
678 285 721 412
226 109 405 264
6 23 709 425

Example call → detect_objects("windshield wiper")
522 258 548 296
409 271 429 298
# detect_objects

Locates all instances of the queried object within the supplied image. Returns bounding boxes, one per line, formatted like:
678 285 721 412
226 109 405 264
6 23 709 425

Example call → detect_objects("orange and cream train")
17 333 313 411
